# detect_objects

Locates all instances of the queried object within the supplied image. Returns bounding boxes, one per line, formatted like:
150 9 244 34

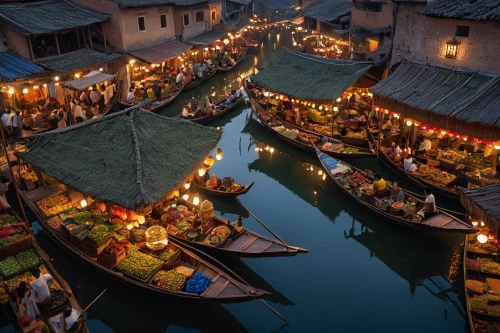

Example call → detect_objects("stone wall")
351 2 393 30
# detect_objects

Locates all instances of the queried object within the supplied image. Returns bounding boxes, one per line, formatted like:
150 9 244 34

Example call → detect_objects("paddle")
77 289 107 320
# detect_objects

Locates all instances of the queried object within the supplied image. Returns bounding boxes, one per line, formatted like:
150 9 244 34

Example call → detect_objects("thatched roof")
0 52 46 82
253 48 372 103
36 49 122 73
301 0 352 23
370 59 500 142
417 0 500 22
17 109 221 210
460 184 500 233
0 0 109 35
184 28 227 46
128 39 192 63
113 0 207 8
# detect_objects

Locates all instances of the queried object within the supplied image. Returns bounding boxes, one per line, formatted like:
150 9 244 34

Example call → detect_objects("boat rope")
235 197 289 246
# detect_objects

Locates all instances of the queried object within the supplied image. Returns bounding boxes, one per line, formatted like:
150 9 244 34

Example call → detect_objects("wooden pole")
88 27 93 50
102 22 107 53
54 32 60 55
377 108 382 164
27 35 34 61
78 289 107 319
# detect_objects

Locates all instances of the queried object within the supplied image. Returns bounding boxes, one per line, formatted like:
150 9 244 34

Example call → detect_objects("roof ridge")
128 110 148 206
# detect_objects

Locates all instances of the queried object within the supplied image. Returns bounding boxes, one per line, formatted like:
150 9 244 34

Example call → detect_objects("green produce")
117 251 163 280
74 211 92 224
470 293 500 316
154 270 186 291
0 214 16 225
89 225 110 241
16 250 40 270
158 249 176 261
479 258 500 274
402 202 417 215
343 147 359 153
176 221 190 232
0 256 22 277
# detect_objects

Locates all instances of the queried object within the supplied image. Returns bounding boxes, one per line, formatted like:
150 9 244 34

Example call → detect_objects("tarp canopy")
370 59 500 142
460 184 500 234
0 52 45 82
185 29 227 46
17 108 221 211
128 39 192 63
65 71 116 90
253 48 372 103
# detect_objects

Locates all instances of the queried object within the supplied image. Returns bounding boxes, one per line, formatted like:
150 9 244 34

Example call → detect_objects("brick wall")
391 2 500 74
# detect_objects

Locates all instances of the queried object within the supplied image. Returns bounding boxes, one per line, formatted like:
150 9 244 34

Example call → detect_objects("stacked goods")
470 293 500 316
479 258 500 274
98 239 129 267
467 280 489 294
117 251 163 280
158 249 176 261
272 126 299 140
0 256 22 277
74 211 92 224
347 172 367 187
466 258 481 271
0 214 17 226
43 289 69 310
89 225 111 243
413 165 456 190
20 170 38 182
342 147 359 154
15 250 40 270
37 195 73 217
0 227 28 249
174 263 196 278
338 177 351 189
185 272 211 294
47 216 63 230
474 319 500 333
296 133 317 144
402 203 417 215
486 278 500 292
153 270 186 291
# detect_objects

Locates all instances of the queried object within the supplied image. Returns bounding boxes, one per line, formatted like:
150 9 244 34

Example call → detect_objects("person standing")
30 267 53 304
16 281 40 319
73 100 83 123
79 90 90 105
89 87 100 105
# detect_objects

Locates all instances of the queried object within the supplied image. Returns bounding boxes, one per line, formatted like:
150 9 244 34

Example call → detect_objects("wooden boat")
217 48 248 72
2 210 88 333
366 129 460 200
178 95 245 125
184 67 218 91
193 181 255 197
139 85 184 113
250 98 375 158
314 146 477 233
464 235 500 333
171 199 308 257
19 186 268 303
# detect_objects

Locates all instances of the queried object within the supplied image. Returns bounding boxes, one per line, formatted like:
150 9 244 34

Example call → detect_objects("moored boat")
251 97 375 158
139 84 184 113
178 95 245 125
184 67 218 90
314 145 477 233
193 181 255 197
217 47 248 71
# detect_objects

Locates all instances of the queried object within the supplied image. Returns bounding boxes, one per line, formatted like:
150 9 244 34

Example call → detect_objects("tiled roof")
0 0 109 35
0 52 46 81
113 0 207 8
301 0 351 22
128 39 192 63
184 28 227 46
36 49 121 73
417 0 500 22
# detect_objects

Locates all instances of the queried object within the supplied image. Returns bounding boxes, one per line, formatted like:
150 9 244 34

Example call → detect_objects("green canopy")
253 48 372 103
17 109 221 210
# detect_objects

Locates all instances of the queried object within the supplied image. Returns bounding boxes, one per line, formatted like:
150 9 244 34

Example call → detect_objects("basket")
131 228 146 243
199 200 214 224
0 224 32 261
70 229 89 251
97 248 126 269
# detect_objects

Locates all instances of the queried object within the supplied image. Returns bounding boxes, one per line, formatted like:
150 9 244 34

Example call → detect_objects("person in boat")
419 187 437 219
62 305 82 333
372 174 388 196
79 89 91 106
16 280 40 319
126 89 135 105
182 106 191 118
403 156 418 172
176 71 184 85
446 169 469 189
30 267 53 304
399 144 409 159
388 141 401 160
152 81 161 100
339 124 348 137
389 186 405 202
416 136 432 155
147 86 155 100
206 174 219 189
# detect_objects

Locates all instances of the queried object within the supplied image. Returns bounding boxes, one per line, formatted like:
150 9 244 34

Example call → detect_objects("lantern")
223 39 229 45
336 97 341 103
264 92 269 97
265 146 269 151
22 88 28 94
481 221 485 227
99 68 103 72
126 223 134 230
445 39 460 59
198 168 206 177
127 210 138 222
472 221 478 227
217 126 221 131
384 109 389 114
216 148 223 161
173 190 180 197
146 226 168 250
254 147 259 152
291 99 295 103
75 73 80 78
319 105 323 110
184 183 191 190
7 87 14 95
193 195 200 206
54 76 59 81
406 120 413 126
270 147 275 153
463 137 468 141
477 234 488 244
333 107 339 112
318 170 323 176
43 84 47 88
183 194 189 201
137 215 145 225
204 155 215 167
33 85 39 89
322 174 326 180
80 199 88 208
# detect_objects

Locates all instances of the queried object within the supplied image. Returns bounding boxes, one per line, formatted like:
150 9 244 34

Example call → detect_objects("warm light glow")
75 73 80 78
184 183 191 190
22 88 28 94
216 148 223 161
291 99 295 103
318 170 323 176
7 87 14 95
204 47 208 51
265 146 269 151
99 68 103 72
293 42 297 46
279 95 284 100
254 147 259 152
80 199 88 208
33 85 39 89
223 39 229 45
333 107 339 112
445 39 460 59
270 147 275 153
54 76 59 81
463 137 468 141
217 126 221 131
384 110 389 114
198 168 206 177
406 120 413 126
127 223 134 230
441 131 447 135
312 104 316 108
193 196 200 205
472 221 478 227
182 194 189 201
319 105 323 111
137 215 145 224
43 84 47 88
494 145 500 150
264 92 269 97
477 234 488 244
481 221 485 227
129 59 136 65
336 98 341 103
322 174 326 181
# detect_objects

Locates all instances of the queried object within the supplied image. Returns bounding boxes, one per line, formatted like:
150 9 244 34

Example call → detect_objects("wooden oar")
78 289 107 319
235 197 289 247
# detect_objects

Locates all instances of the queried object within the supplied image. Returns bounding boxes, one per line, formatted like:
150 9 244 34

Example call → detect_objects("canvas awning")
185 29 227 46
65 71 116 90
128 39 192 63
370 59 500 142
460 184 500 233
253 48 372 103
16 108 221 211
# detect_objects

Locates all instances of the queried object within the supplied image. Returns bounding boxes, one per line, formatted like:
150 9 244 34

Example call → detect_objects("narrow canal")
6 27 468 333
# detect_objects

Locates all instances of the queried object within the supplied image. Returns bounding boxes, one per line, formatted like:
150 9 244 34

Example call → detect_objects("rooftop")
184 28 227 46
460 184 500 232
0 52 46 82
0 0 109 35
112 0 207 8
301 0 352 23
417 0 500 22
36 49 122 73
128 39 192 63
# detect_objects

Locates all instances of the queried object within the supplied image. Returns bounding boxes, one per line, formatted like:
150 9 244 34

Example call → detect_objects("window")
353 1 382 12
160 14 167 28
456 26 470 37
137 16 145 32
211 11 216 21
183 14 190 26
196 11 204 22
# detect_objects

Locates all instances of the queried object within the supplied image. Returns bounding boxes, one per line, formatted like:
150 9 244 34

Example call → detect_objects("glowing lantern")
33 85 39 89
137 215 145 225
80 199 88 208
216 148 223 161
445 39 460 59
54 76 59 81
318 170 323 176
183 194 189 201
254 147 260 152
146 226 168 250
270 147 275 153
472 221 478 227
319 105 323 110
336 98 341 103
193 195 200 205
406 120 413 126
198 168 206 177
126 223 134 230
7 88 14 95
477 234 488 244
75 73 80 78
43 84 47 88
22 88 28 94
441 131 447 135
463 137 468 141
99 68 103 72
322 174 326 180
384 110 389 114
264 92 269 97
481 221 485 227
184 183 191 190
204 155 215 167
333 107 339 112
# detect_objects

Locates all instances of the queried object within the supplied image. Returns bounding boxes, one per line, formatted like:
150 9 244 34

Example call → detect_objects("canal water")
4 27 469 333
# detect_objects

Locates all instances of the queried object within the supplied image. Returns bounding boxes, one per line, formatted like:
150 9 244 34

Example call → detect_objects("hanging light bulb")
198 168 206 177
319 105 323 110
471 221 478 227
270 147 275 153
33 85 39 89
193 195 200 205
477 234 488 244
265 146 269 151
182 194 189 201
318 170 323 176
54 76 59 81
80 199 88 208
7 87 14 95
75 73 80 78
312 103 316 108
216 148 223 161
481 221 485 227
264 91 269 97
463 137 468 141
333 107 339 112
22 88 28 94
43 83 47 88
184 183 191 190
406 120 413 126
99 68 103 72
322 174 326 180
441 131 447 135
254 147 260 152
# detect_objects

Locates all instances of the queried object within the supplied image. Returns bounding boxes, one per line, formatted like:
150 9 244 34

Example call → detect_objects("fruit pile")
37 195 69 210
466 258 481 271
474 319 500 333
0 256 22 277
46 203 74 217
0 214 17 226
16 250 40 270
347 172 367 187
117 251 163 280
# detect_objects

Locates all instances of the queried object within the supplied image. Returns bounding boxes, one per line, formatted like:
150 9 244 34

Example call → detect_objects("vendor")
30 267 53 304
62 305 82 333
390 186 405 202
373 174 388 196
446 169 469 189
404 156 418 172
205 174 220 189
419 187 437 219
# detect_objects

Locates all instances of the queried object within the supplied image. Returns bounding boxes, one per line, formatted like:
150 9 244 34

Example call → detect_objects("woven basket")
199 200 214 224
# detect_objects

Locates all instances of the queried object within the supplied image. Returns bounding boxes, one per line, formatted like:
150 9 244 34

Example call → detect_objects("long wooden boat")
172 199 308 257
178 95 245 125
366 129 460 200
139 85 184 113
464 235 500 333
314 146 476 233
193 181 255 197
19 187 268 303
250 98 375 158
2 210 88 333
217 48 248 72
184 67 218 91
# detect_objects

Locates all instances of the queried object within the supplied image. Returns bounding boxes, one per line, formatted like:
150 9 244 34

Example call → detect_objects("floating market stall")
11 109 300 301
251 48 376 155
370 59 500 200
460 184 500 333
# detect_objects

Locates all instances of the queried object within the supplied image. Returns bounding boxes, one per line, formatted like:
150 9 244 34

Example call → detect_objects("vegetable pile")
478 258 500 274
0 256 22 277
466 258 481 271
117 251 163 280
0 227 27 248
154 270 186 291
158 249 176 261
16 250 40 270
43 288 70 310
347 172 367 187
74 211 92 224
89 225 110 241
470 293 500 316
185 272 211 294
